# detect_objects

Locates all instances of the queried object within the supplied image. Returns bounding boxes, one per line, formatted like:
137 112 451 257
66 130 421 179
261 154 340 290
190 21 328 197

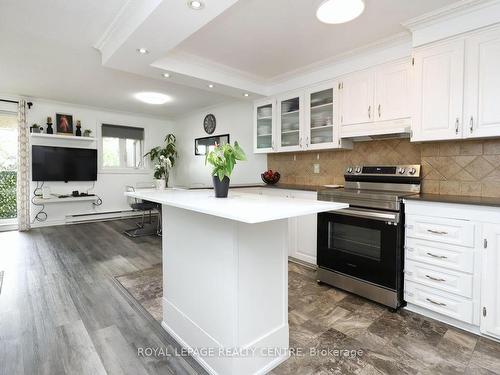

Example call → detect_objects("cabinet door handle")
378 104 381 118
425 275 446 282
426 252 448 259
427 229 448 235
305 136 309 148
426 298 447 307
470 116 474 133
368 106 371 119
299 137 303 148
455 118 459 134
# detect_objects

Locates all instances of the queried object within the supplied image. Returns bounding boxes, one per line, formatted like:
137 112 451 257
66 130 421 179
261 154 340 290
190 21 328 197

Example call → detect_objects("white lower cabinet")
236 187 318 264
288 190 318 264
481 223 500 338
405 200 500 340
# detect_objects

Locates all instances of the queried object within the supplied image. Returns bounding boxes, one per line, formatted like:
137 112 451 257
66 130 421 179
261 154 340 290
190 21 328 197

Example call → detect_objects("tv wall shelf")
30 133 96 142
32 196 98 204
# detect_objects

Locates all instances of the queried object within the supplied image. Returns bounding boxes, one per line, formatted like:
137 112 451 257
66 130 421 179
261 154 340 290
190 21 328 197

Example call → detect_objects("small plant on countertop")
205 142 246 181
83 129 92 137
205 141 246 198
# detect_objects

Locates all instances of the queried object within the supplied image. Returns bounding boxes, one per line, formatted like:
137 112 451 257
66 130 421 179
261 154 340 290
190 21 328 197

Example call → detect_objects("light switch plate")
313 163 320 174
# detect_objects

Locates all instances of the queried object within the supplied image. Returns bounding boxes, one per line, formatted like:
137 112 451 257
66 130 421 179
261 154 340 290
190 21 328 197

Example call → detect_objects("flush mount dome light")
187 0 204 10
134 92 171 105
316 0 365 24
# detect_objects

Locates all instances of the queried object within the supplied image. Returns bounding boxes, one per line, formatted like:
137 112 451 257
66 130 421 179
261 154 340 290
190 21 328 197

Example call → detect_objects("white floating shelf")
30 133 96 141
33 195 98 204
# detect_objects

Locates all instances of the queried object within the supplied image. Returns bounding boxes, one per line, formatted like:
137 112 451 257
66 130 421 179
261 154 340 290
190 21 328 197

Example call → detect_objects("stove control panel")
345 165 421 178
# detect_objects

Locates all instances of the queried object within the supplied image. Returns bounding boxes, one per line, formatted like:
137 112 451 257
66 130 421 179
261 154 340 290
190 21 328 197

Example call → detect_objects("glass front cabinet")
254 98 276 153
277 91 304 152
305 82 340 150
253 80 350 153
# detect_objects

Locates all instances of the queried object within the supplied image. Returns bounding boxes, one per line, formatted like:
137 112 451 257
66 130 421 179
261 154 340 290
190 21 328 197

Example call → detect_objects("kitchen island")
125 189 347 375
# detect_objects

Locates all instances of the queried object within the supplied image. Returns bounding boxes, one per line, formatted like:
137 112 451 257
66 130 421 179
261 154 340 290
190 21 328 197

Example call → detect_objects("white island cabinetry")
237 187 319 265
125 189 347 375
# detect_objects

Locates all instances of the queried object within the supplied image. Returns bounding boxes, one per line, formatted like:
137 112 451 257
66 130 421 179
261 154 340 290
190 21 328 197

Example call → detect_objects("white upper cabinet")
253 98 276 153
339 59 411 138
277 91 304 152
340 69 374 126
411 24 500 142
304 81 343 150
375 60 410 122
464 27 500 139
411 39 465 142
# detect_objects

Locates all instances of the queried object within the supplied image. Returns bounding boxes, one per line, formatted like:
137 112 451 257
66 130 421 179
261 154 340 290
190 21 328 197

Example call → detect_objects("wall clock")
203 114 216 134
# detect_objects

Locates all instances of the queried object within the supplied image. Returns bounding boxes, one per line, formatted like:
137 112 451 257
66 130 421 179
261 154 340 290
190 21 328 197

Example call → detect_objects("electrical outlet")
313 163 320 174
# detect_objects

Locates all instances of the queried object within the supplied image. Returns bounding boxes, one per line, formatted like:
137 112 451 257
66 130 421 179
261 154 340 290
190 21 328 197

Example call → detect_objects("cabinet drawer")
405 238 474 273
406 215 474 247
404 260 473 298
404 281 474 324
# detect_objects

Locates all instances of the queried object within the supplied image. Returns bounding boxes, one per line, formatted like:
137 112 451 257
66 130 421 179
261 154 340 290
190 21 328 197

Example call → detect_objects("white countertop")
125 189 348 224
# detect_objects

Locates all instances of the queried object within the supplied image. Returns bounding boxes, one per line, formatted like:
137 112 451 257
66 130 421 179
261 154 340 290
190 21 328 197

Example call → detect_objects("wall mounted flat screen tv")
32 146 97 182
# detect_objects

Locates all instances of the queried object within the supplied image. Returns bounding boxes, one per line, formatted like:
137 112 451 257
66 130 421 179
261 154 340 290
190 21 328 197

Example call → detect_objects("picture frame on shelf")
56 113 73 135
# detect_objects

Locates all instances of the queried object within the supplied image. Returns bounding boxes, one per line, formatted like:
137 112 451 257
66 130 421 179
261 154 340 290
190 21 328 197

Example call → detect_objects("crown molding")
402 0 500 46
93 0 162 64
402 0 496 31
267 32 411 86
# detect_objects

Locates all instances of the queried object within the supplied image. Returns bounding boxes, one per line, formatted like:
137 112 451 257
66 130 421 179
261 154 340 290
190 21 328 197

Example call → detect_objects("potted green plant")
83 129 92 137
205 141 246 198
145 134 178 189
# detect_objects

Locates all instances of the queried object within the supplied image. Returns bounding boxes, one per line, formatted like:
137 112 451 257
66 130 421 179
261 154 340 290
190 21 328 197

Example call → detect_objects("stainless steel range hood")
341 124 411 142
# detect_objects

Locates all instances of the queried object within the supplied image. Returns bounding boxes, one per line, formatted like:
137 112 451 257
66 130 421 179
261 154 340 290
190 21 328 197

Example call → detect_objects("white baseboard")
30 210 157 228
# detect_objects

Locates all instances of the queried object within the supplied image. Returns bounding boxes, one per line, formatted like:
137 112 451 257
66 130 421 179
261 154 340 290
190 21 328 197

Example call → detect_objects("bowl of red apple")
261 169 280 185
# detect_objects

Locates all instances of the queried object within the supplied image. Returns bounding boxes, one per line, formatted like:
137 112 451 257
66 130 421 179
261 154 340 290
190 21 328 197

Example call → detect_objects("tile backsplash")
267 138 500 197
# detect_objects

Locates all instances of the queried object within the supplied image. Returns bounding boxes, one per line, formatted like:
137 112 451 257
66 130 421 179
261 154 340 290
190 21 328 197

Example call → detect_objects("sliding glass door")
0 112 18 226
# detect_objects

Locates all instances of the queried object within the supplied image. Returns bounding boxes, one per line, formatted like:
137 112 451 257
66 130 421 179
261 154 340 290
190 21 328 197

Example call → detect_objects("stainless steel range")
317 165 422 310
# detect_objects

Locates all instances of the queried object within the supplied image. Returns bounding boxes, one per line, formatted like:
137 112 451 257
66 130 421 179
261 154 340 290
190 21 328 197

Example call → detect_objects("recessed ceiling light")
187 0 204 10
134 92 171 105
243 93 249 97
208 84 214 88
162 72 171 78
137 48 149 54
316 0 365 24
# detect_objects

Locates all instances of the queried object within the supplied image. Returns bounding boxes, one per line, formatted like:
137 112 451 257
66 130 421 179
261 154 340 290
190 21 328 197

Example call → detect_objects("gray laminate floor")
116 258 500 375
0 219 206 375
2 220 500 375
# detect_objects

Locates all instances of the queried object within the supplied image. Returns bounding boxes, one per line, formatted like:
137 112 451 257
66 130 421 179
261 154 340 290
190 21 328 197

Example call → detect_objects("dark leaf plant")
145 133 178 180
205 142 246 181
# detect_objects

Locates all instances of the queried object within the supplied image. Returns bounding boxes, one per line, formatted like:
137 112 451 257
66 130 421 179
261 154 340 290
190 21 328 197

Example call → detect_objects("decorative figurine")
46 116 53 134
75 120 82 136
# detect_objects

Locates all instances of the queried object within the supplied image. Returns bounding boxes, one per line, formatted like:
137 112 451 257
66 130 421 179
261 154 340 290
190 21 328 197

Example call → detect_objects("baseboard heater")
65 209 158 224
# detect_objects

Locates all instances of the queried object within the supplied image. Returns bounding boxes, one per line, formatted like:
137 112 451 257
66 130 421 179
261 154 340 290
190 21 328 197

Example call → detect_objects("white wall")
27 99 174 226
173 100 266 187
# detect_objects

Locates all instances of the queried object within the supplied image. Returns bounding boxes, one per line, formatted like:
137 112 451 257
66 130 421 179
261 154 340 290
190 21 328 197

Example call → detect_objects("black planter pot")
212 176 230 198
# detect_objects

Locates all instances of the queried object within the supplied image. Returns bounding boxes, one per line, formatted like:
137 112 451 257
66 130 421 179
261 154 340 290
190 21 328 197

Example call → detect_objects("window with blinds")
101 124 144 169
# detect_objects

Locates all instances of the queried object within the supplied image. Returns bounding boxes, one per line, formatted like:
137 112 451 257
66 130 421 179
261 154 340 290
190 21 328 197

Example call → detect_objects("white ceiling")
0 0 233 118
0 0 463 117
174 0 459 80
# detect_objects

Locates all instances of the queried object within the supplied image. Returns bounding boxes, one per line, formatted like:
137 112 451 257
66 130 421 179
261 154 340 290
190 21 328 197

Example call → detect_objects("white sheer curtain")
17 99 30 231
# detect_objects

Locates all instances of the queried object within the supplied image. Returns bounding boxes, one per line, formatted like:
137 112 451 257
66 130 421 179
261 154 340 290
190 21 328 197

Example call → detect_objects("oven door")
317 208 400 290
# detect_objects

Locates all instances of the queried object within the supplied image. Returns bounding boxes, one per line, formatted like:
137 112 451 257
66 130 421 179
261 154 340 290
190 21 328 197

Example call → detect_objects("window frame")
99 122 149 175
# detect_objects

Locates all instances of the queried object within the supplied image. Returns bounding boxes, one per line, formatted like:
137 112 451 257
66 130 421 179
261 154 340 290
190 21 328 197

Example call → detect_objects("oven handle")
329 208 399 223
